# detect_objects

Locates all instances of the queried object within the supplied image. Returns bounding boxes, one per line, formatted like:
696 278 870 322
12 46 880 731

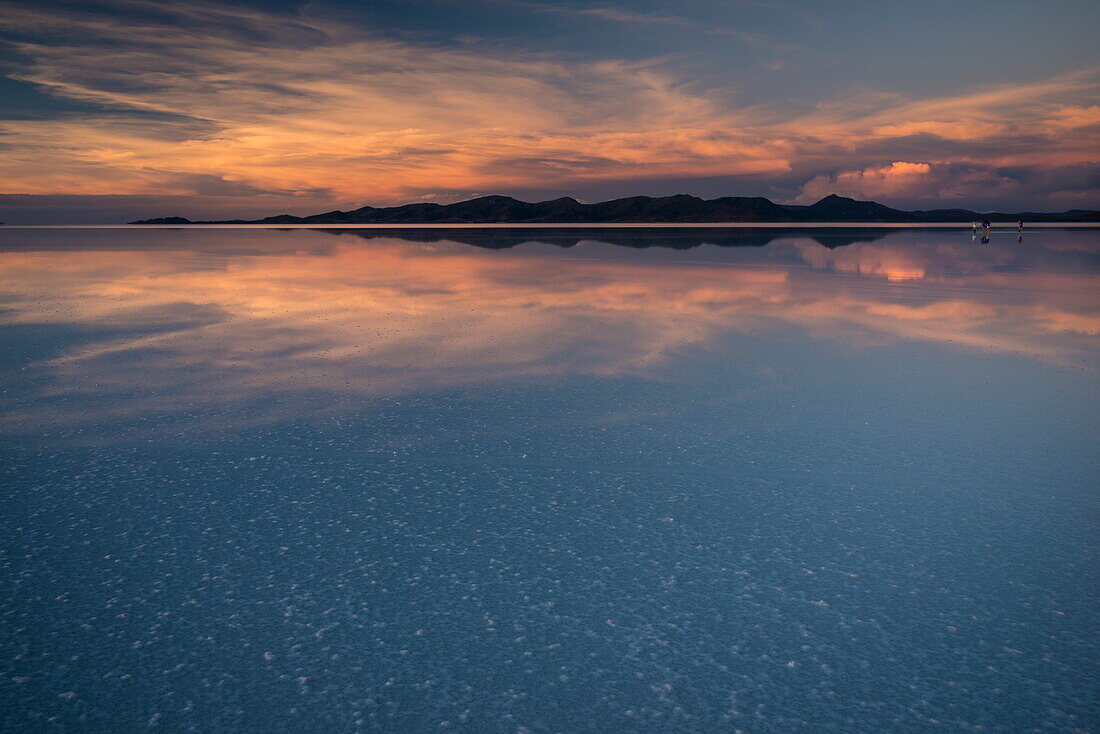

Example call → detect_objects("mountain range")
130 194 1100 225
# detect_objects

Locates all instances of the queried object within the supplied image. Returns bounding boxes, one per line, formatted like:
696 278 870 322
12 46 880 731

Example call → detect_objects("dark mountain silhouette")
130 194 1099 225
784 194 919 222
133 216 191 225
911 208 1100 222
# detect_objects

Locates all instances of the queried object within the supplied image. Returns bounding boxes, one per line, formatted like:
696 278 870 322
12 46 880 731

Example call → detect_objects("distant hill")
130 194 1100 225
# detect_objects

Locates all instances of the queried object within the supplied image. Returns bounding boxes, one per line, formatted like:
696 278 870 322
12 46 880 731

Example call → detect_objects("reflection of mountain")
131 193 1100 225
5 228 1100 277
314 227 896 251
0 226 904 253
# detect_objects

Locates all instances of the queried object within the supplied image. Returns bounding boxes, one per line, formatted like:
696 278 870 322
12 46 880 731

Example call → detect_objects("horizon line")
7 222 1100 230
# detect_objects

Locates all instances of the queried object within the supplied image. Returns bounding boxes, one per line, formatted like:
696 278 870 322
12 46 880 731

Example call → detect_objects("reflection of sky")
0 228 1097 437
1 228 1098 732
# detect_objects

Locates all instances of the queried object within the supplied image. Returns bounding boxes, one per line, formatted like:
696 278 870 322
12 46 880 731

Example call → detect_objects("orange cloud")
0 3 788 200
796 162 934 204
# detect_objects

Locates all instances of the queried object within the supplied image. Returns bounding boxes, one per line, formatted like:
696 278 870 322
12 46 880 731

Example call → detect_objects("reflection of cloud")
0 2 1097 212
794 239 944 281
1 234 1097 436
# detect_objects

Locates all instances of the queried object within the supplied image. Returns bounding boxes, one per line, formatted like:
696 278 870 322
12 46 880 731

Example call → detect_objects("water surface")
1 227 1097 732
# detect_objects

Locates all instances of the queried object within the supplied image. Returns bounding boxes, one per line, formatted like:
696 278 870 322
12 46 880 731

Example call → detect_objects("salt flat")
1 227 1097 732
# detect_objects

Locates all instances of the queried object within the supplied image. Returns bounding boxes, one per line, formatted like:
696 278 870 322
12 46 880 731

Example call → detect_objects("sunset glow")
1 1 1097 223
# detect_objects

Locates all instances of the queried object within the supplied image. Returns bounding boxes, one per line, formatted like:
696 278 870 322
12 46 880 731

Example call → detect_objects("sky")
0 0 1098 223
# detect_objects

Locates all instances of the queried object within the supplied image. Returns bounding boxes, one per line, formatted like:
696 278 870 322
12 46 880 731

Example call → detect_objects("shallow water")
1 226 1097 732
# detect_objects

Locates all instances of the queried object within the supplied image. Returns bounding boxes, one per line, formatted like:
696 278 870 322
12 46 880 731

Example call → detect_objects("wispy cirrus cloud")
0 0 1097 216
0 1 786 201
484 0 768 43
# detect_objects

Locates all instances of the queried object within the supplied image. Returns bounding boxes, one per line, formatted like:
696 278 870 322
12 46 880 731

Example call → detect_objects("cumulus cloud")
796 161 935 203
794 159 1100 210
793 161 1035 206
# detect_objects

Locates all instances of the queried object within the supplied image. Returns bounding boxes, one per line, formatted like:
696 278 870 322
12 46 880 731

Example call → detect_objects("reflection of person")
981 235 990 244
